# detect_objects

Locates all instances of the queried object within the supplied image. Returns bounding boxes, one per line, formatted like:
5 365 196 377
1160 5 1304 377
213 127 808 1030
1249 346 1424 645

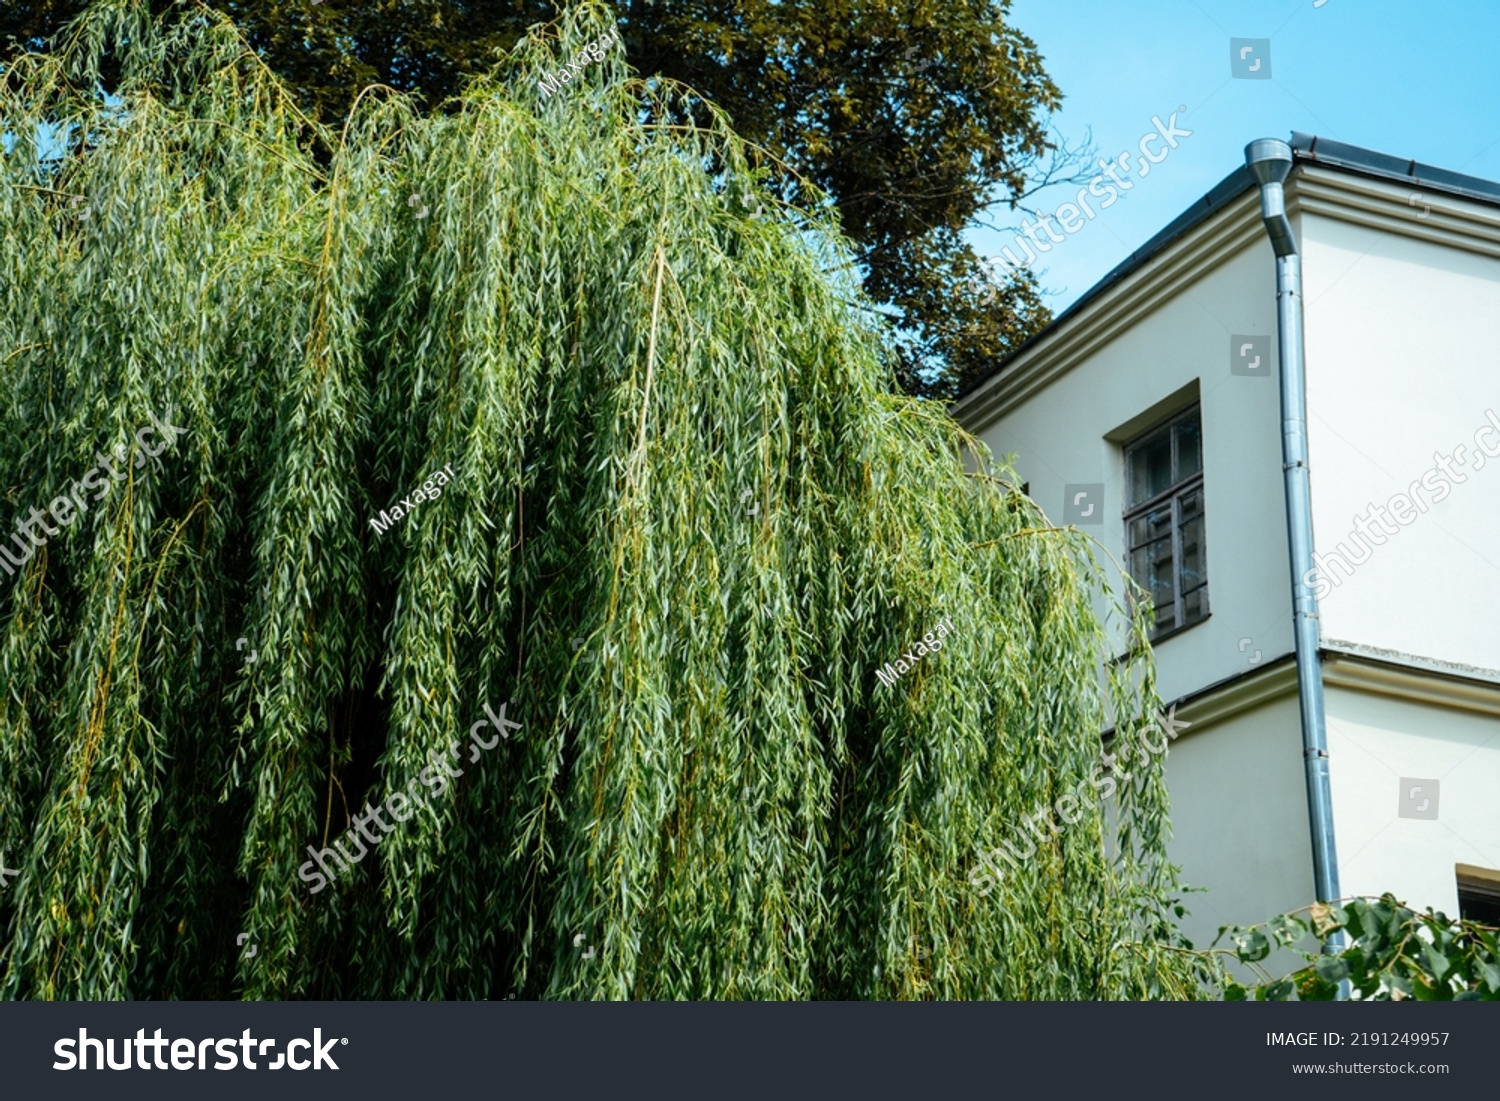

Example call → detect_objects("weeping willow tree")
0 0 1218 1001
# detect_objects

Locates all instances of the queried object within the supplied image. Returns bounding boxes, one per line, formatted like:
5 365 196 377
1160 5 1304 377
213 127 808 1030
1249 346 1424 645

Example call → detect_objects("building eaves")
1289 131 1500 208
952 132 1500 408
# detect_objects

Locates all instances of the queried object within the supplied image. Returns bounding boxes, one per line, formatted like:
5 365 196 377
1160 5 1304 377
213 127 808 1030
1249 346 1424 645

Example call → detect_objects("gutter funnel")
1244 137 1345 964
1246 139 1297 257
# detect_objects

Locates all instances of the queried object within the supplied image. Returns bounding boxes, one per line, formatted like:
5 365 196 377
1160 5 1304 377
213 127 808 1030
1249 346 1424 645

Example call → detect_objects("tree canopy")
0 0 1065 401
0 0 1209 1000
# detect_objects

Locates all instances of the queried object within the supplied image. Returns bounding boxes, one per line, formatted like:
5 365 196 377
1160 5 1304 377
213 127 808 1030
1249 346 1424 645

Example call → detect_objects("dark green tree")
0 1 1207 1000
1 0 1064 400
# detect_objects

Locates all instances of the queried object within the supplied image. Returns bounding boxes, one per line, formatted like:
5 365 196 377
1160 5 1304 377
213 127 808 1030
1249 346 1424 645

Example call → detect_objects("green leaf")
1313 955 1349 983
1233 929 1271 963
1261 979 1295 1001
1479 961 1500 994
1422 940 1453 981
1269 912 1307 948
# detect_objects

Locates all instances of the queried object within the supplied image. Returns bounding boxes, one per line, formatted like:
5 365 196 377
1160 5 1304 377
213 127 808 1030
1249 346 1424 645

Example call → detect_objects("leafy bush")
1216 895 1500 1001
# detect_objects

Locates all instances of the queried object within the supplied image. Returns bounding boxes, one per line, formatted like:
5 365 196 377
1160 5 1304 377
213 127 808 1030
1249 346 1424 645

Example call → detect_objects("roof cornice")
1294 165 1500 259
951 185 1265 432
1322 643 1500 719
1168 656 1299 737
952 143 1500 436
1113 642 1500 741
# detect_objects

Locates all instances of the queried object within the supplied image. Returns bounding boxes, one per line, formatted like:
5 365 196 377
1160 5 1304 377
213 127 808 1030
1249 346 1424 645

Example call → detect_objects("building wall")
1155 662 1500 972
1165 678 1317 959
956 166 1500 968
1301 200 1500 675
1322 672 1500 917
960 175 1500 694
959 222 1295 706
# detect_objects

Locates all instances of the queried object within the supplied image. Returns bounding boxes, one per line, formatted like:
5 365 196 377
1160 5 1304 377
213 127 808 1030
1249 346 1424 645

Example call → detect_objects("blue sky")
985 0 1500 313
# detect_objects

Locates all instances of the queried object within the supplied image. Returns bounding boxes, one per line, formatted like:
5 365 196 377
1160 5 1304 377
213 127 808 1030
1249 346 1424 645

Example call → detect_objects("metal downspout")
1243 139 1344 960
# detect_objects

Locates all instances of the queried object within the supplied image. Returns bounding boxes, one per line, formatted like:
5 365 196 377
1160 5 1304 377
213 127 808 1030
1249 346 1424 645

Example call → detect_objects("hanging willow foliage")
0 0 1219 1001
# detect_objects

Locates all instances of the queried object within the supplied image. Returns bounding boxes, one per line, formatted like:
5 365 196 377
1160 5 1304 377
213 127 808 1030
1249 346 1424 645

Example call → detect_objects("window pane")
1129 430 1173 505
1128 507 1173 549
1132 587 1176 634
1179 511 1206 590
1129 536 1174 625
1182 584 1209 623
1124 406 1206 637
1175 417 1202 480
1458 886 1500 928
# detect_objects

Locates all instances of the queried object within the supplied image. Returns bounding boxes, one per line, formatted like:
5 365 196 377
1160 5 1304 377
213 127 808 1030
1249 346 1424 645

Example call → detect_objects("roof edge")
952 132 1500 411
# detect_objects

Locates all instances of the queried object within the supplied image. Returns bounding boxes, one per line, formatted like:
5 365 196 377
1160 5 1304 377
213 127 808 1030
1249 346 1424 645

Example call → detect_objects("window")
1124 405 1207 637
1457 864 1500 927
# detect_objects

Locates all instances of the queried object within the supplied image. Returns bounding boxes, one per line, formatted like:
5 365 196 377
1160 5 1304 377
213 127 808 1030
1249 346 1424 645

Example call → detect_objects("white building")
952 133 1500 954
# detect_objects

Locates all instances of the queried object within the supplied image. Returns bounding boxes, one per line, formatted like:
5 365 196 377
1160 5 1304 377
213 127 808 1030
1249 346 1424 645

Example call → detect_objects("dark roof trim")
955 132 1500 404
1290 131 1500 206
